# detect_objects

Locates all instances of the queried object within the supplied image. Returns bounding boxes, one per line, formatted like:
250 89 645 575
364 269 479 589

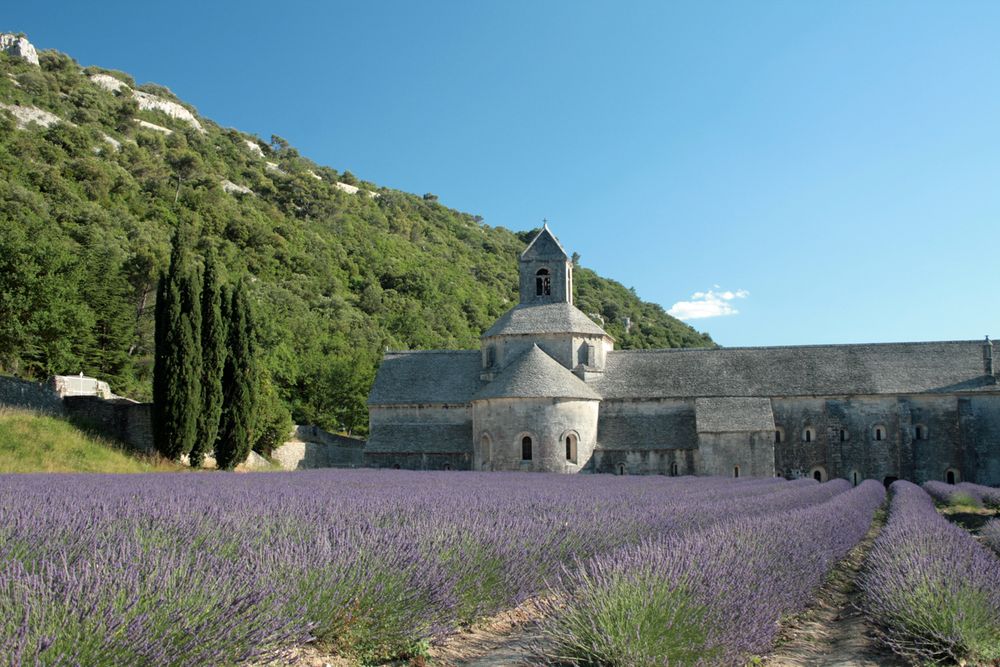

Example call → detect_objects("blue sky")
7 1 999 347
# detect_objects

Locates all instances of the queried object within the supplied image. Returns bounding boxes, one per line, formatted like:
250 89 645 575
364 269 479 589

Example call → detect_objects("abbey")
366 227 1000 485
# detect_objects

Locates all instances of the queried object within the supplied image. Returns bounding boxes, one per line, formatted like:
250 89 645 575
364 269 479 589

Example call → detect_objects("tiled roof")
592 340 998 399
483 302 609 338
368 351 482 405
474 345 601 401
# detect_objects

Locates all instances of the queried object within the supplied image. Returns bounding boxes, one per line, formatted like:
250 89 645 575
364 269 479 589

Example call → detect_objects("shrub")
860 481 1000 664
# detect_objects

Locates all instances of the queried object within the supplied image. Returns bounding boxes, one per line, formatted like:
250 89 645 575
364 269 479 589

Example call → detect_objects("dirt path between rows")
765 508 904 667
427 597 552 666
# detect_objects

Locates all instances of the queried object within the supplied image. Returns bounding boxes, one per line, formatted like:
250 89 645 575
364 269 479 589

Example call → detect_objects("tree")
152 232 202 461
215 280 257 470
191 252 225 468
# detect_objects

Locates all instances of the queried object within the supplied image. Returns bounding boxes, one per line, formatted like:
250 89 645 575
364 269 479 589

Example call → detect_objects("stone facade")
272 424 365 470
367 226 1000 485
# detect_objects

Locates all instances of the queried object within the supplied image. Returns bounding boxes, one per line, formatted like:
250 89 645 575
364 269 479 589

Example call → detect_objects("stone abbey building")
366 227 1000 485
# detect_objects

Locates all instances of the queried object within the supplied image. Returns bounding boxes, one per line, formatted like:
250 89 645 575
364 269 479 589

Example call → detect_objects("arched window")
535 269 551 296
851 471 859 486
521 436 533 461
565 433 578 464
733 465 740 479
803 427 815 443
774 427 784 444
811 466 827 482
617 463 626 476
872 425 886 442
670 461 679 477
443 463 452 471
914 424 927 440
945 468 960 484
839 429 848 442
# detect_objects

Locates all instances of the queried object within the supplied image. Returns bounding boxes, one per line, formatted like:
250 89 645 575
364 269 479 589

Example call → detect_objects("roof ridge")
610 339 988 354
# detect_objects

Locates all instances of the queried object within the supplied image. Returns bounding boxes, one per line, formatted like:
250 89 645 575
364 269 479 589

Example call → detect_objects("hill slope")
0 38 713 434
0 408 178 473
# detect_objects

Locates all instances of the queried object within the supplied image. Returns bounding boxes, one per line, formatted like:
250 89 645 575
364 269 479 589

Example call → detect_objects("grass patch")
0 408 178 473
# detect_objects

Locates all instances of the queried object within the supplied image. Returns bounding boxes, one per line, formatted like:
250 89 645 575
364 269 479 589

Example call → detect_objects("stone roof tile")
483 302 609 338
474 345 601 401
695 397 776 432
368 351 481 405
593 340 998 399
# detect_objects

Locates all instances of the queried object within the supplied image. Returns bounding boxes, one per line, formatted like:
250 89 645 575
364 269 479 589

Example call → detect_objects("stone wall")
271 424 365 470
770 394 1000 486
63 397 154 453
696 431 776 478
0 375 64 414
473 397 599 472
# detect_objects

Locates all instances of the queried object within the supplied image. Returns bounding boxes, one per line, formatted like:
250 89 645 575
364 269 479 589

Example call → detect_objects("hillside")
0 407 179 473
0 36 714 435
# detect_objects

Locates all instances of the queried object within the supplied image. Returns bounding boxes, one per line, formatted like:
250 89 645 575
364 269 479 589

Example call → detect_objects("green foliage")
215 281 257 470
542 573 720 666
192 252 226 467
0 49 714 437
152 233 202 460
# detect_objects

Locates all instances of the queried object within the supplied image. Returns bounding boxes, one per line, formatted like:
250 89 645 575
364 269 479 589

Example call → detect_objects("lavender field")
0 471 994 666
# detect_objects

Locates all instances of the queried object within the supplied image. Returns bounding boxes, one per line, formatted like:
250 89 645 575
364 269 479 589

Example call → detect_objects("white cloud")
668 288 750 321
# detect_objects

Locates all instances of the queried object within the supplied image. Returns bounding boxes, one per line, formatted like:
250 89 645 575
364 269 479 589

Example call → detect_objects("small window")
734 465 740 479
670 461 679 477
485 345 496 367
443 463 452 471
565 433 578 464
535 269 551 296
914 425 926 440
618 463 626 476
814 470 822 481
839 429 847 442
945 468 960 484
774 427 784 444
521 436 533 461
851 471 859 486
803 427 815 443
811 466 827 482
872 425 886 442
392 463 401 470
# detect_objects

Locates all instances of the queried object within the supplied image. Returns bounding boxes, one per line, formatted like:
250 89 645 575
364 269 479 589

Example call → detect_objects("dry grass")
0 407 181 473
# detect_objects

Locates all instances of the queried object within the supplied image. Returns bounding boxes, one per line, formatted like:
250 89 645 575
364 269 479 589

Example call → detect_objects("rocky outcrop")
136 119 172 134
244 139 265 157
220 179 253 196
0 34 39 66
0 103 66 129
88 72 128 93
133 90 203 132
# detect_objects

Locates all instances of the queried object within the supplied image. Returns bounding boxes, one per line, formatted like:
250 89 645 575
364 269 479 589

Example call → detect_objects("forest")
0 47 713 435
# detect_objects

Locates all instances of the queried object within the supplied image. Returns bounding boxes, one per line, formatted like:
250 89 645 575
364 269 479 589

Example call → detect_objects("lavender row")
859 480 1000 664
535 479 884 666
0 471 847 664
924 480 1000 508
984 519 1000 556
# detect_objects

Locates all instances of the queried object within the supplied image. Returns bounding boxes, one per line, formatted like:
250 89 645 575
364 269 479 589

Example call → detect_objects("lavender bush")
0 471 876 664
536 479 885 666
957 481 1000 509
924 480 983 508
984 519 1000 556
860 480 1000 664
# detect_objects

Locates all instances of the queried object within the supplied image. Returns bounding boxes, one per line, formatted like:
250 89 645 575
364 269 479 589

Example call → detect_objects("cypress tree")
192 253 225 467
215 280 257 470
151 232 202 461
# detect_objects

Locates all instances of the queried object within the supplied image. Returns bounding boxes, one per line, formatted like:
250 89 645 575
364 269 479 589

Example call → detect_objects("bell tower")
519 223 573 305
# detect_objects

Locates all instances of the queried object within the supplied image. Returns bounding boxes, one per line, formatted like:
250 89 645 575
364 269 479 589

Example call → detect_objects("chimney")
986 336 996 380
